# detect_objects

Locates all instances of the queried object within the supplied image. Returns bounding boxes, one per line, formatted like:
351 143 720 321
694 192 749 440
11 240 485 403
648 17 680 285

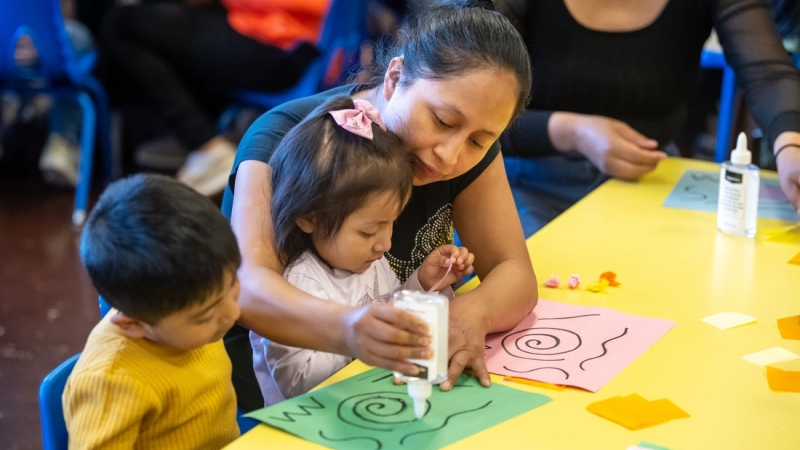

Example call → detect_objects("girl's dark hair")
269 96 412 267
80 174 241 324
366 0 532 118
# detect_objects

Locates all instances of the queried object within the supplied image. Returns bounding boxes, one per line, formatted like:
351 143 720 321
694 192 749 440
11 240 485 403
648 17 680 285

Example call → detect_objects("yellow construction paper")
742 346 800 366
586 394 688 431
761 225 800 244
766 365 800 393
648 398 691 419
503 376 566 391
777 315 800 340
701 312 757 330
789 252 800 266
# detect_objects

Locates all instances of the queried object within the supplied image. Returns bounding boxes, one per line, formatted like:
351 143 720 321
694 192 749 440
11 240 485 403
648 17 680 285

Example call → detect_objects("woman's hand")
418 245 475 291
343 302 431 374
440 295 491 390
550 112 667 180
774 134 800 218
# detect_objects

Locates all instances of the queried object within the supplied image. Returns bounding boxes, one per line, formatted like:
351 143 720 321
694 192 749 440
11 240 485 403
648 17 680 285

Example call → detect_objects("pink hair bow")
329 99 387 139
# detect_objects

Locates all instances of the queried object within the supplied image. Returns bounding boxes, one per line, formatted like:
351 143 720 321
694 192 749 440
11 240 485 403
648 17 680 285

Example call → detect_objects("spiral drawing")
501 327 582 361
337 392 429 431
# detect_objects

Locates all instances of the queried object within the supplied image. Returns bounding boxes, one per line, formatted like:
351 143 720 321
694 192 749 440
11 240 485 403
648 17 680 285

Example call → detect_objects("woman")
221 0 538 409
497 0 800 236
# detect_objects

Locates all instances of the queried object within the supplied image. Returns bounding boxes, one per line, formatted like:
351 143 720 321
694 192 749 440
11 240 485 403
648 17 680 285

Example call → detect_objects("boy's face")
143 271 241 351
309 191 403 274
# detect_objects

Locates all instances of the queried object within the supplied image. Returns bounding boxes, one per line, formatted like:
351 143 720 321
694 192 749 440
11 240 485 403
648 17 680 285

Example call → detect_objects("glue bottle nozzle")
730 132 751 165
407 380 431 420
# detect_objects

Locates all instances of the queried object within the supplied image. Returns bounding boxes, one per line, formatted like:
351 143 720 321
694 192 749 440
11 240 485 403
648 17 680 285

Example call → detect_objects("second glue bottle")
717 132 760 237
392 290 448 421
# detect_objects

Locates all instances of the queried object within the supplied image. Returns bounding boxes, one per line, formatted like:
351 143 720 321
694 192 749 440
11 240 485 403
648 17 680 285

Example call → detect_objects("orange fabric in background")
222 0 330 50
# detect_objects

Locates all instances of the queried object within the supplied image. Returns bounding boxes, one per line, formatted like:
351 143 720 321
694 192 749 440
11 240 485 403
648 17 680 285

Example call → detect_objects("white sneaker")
39 134 79 188
133 134 189 171
176 141 236 196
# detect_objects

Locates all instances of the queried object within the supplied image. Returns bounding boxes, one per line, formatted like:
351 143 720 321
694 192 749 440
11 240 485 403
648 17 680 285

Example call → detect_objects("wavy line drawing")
537 314 601 321
268 396 324 422
319 430 382 450
503 365 569 379
399 400 493 445
371 373 394 383
579 327 629 370
681 184 710 201
689 173 718 183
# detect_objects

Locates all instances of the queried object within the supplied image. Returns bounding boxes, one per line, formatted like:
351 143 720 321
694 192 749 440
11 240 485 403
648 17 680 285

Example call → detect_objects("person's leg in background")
503 155 608 238
99 2 317 196
38 19 95 188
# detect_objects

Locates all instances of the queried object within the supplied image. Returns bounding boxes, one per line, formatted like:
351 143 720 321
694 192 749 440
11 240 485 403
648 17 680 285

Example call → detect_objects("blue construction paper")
662 170 797 221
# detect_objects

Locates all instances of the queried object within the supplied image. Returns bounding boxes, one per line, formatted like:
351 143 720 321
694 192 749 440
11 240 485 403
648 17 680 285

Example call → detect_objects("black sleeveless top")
501 0 800 155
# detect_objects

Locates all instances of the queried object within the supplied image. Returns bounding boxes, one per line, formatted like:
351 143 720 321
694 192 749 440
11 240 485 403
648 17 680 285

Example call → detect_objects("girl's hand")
343 302 431 374
419 245 475 291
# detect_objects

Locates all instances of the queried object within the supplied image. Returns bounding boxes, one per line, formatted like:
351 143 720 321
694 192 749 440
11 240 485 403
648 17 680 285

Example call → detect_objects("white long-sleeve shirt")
250 251 452 406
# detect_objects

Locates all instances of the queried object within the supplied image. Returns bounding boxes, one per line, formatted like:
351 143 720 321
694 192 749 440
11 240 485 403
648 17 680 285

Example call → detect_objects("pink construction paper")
485 300 675 392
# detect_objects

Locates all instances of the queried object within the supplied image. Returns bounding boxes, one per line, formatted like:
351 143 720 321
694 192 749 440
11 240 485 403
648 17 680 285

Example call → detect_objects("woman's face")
380 64 519 185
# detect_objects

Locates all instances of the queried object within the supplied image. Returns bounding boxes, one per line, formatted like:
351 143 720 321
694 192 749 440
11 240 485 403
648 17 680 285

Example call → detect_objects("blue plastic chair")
40 348 256 449
0 0 114 226
39 353 80 450
222 0 370 110
700 48 738 163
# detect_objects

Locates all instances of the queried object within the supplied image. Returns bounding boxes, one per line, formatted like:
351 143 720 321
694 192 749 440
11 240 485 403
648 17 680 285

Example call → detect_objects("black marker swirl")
338 392 427 431
501 327 582 361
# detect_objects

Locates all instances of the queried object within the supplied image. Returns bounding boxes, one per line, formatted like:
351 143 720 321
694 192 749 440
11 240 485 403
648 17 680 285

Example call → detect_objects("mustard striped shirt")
63 316 239 449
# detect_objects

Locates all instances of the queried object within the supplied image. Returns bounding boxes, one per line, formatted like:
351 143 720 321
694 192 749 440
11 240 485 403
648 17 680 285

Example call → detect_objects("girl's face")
380 64 519 185
304 191 404 274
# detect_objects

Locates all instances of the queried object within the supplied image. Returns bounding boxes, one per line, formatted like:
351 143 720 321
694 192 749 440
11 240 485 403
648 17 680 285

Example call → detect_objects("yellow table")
227 157 800 449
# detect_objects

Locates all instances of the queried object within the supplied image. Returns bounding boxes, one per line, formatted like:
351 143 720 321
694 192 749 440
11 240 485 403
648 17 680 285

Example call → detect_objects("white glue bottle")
717 132 760 237
392 289 448 420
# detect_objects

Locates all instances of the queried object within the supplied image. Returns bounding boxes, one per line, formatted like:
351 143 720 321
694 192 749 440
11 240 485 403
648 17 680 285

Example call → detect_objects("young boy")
63 174 243 449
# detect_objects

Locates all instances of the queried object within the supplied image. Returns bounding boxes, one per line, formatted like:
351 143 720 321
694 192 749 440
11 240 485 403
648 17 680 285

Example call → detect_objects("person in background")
64 174 242 448
99 0 329 196
497 0 800 236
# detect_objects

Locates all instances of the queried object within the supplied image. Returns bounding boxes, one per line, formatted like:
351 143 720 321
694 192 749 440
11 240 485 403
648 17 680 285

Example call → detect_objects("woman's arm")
231 160 429 373
444 154 539 389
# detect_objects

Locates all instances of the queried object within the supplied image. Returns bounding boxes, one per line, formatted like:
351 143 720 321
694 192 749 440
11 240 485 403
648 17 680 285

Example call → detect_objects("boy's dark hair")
270 95 412 267
80 174 241 323
365 0 532 118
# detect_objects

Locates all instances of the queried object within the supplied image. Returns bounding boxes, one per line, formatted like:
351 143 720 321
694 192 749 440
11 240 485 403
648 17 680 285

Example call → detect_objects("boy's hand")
419 245 475 291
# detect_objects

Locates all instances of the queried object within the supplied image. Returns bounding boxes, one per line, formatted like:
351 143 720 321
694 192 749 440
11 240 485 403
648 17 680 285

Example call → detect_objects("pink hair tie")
329 99 387 139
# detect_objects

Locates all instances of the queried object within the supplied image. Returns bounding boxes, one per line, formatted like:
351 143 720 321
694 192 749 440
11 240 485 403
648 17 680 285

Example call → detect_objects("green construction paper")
246 367 552 449
639 440 670 450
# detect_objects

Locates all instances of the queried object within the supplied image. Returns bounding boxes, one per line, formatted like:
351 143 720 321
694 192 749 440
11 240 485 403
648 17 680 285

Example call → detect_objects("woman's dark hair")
366 0 532 118
80 174 241 324
269 95 412 267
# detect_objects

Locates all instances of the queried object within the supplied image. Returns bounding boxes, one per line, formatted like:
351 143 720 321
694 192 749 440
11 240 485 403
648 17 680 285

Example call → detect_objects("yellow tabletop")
227 157 800 450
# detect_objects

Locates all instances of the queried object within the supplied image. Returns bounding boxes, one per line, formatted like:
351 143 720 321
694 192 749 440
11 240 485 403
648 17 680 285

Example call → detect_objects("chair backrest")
39 353 80 450
0 0 79 88
314 0 370 88
231 0 370 108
